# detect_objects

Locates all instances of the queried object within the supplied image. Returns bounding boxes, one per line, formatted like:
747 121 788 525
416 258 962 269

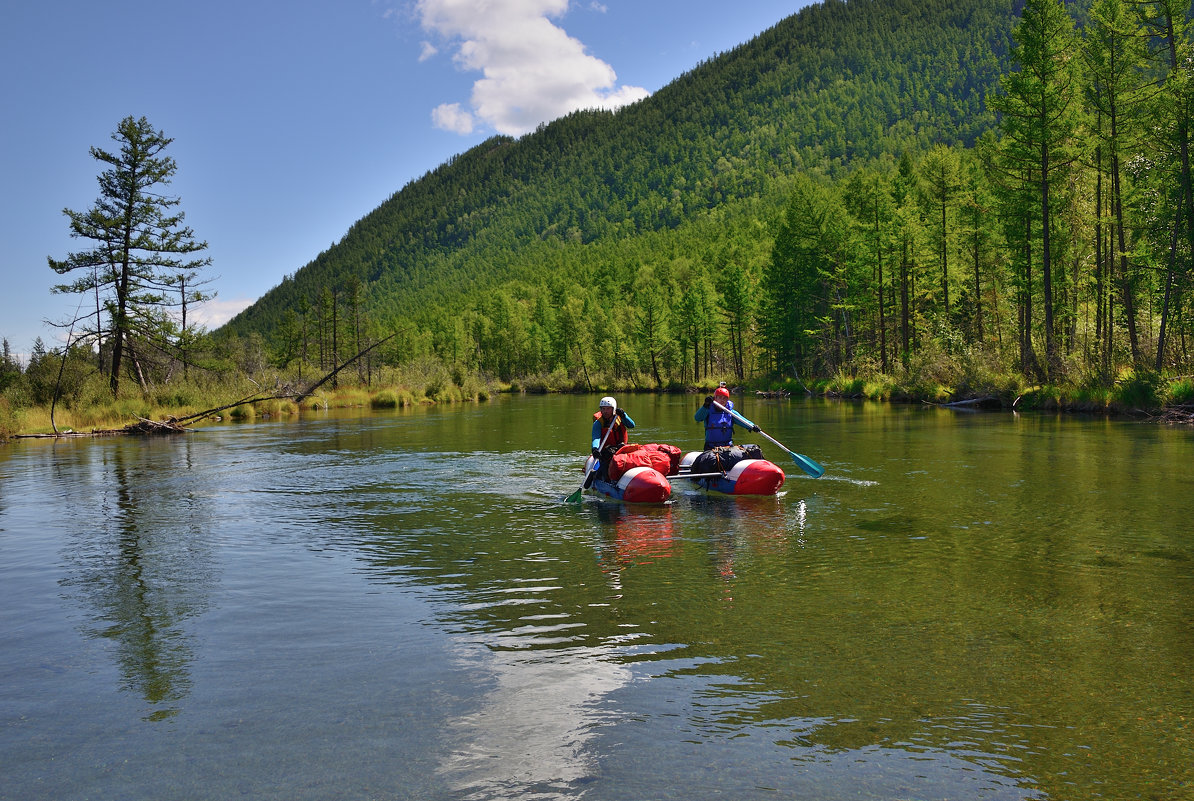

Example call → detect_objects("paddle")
711 399 825 478
565 409 618 503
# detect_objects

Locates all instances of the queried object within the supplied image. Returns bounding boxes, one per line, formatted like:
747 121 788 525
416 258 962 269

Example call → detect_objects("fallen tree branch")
170 390 282 426
15 330 404 439
292 331 399 405
175 330 402 425
943 395 1000 408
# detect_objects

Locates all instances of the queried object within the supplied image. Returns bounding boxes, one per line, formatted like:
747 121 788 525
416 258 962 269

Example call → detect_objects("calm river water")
2 394 1192 800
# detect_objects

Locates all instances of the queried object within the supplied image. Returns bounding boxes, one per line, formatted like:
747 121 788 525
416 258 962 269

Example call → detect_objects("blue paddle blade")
790 451 825 478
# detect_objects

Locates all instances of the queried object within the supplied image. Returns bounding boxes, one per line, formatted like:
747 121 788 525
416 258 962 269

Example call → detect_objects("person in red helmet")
694 385 757 450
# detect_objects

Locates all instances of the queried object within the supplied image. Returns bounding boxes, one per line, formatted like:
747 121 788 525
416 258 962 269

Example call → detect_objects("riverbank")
798 368 1194 422
525 366 1194 422
0 382 494 441
6 367 1194 443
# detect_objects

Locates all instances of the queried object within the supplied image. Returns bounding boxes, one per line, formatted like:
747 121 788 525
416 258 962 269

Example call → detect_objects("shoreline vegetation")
5 362 1194 443
15 2 1194 444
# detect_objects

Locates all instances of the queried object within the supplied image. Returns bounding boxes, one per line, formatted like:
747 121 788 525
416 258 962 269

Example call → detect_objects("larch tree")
988 0 1086 377
49 116 212 396
843 167 896 373
1139 0 1194 369
716 262 753 381
890 154 926 369
1085 0 1149 366
918 145 962 318
633 267 672 387
762 175 844 376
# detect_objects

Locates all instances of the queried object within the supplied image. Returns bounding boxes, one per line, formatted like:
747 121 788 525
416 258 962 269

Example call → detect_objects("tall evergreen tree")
762 175 845 376
634 267 672 386
989 0 1086 376
717 263 754 380
1140 0 1194 369
845 168 897 372
959 150 998 345
891 153 926 368
1085 0 1149 364
0 339 21 392
919 145 962 318
48 116 211 396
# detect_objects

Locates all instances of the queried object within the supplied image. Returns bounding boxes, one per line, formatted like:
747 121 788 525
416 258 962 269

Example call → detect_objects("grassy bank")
506 361 1194 419
793 366 1194 417
2 380 495 440
0 352 505 441
6 361 1194 443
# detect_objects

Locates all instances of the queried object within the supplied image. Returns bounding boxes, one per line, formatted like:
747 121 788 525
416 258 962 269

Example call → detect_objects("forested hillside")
222 0 1013 378
222 0 1194 398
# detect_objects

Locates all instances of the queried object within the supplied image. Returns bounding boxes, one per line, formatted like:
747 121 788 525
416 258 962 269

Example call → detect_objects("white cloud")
417 0 649 136
432 102 477 134
419 40 438 62
189 297 255 330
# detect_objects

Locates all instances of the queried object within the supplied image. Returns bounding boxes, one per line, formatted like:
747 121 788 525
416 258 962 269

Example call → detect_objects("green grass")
1166 377 1194 405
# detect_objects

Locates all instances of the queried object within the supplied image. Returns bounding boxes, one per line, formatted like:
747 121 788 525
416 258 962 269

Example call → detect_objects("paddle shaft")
711 399 824 478
567 409 619 501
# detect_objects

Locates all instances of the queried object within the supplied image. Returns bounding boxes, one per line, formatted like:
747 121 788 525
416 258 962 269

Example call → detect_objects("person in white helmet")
588 396 635 482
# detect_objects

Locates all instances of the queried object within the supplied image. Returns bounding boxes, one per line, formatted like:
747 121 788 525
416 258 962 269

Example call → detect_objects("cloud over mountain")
417 0 649 135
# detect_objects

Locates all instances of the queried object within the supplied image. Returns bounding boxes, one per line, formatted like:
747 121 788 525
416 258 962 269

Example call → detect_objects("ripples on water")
2 400 1192 800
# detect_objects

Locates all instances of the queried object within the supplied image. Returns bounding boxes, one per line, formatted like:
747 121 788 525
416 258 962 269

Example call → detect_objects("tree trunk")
109 252 132 396
877 201 889 373
940 193 950 314
1039 140 1059 376
1156 7 1194 369
900 236 911 368
972 217 983 342
1157 196 1184 370
1111 122 1141 364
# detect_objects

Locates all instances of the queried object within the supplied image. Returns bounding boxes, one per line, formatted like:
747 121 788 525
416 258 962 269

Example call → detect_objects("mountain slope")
223 0 1015 348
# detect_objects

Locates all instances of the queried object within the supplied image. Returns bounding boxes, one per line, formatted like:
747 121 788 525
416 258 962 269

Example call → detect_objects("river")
1 394 1191 800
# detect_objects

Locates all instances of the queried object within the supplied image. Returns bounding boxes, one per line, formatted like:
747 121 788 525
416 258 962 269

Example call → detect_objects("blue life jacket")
704 406 734 447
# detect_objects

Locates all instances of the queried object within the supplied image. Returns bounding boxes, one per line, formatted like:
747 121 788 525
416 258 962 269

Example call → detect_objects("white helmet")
599 396 617 409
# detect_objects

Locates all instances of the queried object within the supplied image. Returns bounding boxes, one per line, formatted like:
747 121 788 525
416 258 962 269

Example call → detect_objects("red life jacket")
593 412 629 448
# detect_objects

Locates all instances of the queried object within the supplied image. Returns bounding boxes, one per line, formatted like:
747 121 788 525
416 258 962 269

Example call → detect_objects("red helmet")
714 386 730 400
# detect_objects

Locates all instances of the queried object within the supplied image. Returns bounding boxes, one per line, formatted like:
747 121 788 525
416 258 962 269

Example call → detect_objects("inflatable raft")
577 443 784 503
582 456 673 503
677 451 786 496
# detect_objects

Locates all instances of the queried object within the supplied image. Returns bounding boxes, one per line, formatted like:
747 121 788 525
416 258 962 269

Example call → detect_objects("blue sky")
1 0 810 360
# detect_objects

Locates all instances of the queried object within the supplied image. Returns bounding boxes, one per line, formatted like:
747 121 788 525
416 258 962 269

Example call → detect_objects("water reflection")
58 439 213 721
439 639 631 799
317 405 1194 800
594 502 676 571
4 401 1192 801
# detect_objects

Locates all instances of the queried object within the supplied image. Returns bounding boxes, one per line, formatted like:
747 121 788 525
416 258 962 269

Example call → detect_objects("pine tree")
48 116 211 396
918 145 962 318
988 0 1086 377
1085 0 1149 365
1140 0 1194 369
